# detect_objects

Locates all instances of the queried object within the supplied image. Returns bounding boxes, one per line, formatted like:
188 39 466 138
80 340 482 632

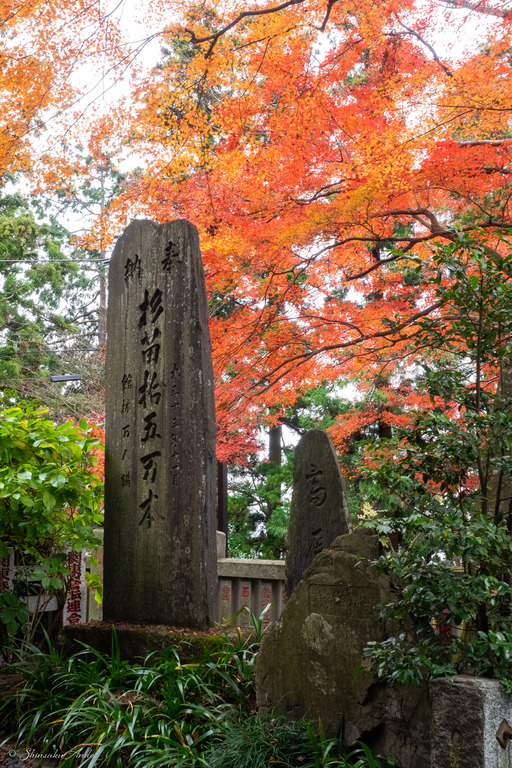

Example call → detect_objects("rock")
256 528 431 767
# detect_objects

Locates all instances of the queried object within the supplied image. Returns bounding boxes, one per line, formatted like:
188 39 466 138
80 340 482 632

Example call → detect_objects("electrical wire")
0 259 109 264
0 377 82 383
0 349 101 357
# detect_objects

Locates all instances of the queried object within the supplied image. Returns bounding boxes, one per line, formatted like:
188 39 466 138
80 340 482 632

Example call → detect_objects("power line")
0 348 101 355
0 377 78 383
0 373 104 384
0 259 110 264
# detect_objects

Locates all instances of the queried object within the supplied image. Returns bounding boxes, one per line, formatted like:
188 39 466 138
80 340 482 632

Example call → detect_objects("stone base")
59 620 226 664
430 676 512 768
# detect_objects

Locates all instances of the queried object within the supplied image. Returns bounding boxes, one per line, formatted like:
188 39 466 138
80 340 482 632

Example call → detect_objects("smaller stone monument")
285 429 351 599
256 528 431 768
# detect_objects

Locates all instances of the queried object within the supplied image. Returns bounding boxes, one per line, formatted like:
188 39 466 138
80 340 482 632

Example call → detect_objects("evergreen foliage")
358 234 512 685
0 402 103 652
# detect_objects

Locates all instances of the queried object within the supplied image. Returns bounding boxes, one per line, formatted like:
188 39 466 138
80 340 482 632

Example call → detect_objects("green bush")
0 629 257 768
204 714 319 768
204 715 398 767
0 403 103 651
360 233 512 686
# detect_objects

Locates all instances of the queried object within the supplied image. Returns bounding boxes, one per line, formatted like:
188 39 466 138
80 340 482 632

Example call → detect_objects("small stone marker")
285 429 351 598
430 676 512 768
103 219 217 629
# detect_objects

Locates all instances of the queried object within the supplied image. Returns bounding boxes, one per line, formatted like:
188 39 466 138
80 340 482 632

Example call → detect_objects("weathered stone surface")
256 528 431 768
59 621 225 664
216 531 227 559
103 219 217 629
217 558 285 580
430 676 512 768
285 429 351 599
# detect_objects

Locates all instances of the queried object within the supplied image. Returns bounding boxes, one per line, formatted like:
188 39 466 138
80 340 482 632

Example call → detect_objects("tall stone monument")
285 429 351 599
103 219 217 629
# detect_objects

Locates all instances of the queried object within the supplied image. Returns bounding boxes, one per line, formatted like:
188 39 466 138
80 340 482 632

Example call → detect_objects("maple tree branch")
253 335 408 395
396 109 476 154
289 219 509 283
370 208 512 272
435 104 512 112
250 300 444 393
0 4 26 28
183 0 307 58
484 166 512 174
438 0 512 18
292 181 354 205
343 252 408 281
321 38 363 70
234 30 286 56
393 23 453 78
457 140 512 146
316 0 339 32
410 207 447 233
302 314 366 337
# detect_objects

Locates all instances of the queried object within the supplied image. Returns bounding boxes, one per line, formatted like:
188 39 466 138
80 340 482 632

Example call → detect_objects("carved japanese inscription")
309 584 379 618
285 430 351 600
103 220 217 629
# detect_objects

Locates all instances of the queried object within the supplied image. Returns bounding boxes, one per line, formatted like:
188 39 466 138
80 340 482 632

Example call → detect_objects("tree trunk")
489 363 512 526
267 424 282 520
269 424 282 466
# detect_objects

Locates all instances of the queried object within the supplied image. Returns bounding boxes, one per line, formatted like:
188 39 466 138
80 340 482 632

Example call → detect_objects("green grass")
0 614 398 768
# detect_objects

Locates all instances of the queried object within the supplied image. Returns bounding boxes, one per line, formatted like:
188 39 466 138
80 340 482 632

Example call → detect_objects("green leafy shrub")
204 716 397 767
360 233 512 686
0 403 103 651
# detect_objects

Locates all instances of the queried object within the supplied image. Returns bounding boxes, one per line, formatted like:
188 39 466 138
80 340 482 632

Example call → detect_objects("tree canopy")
104 0 512 459
0 0 124 176
3 0 512 458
